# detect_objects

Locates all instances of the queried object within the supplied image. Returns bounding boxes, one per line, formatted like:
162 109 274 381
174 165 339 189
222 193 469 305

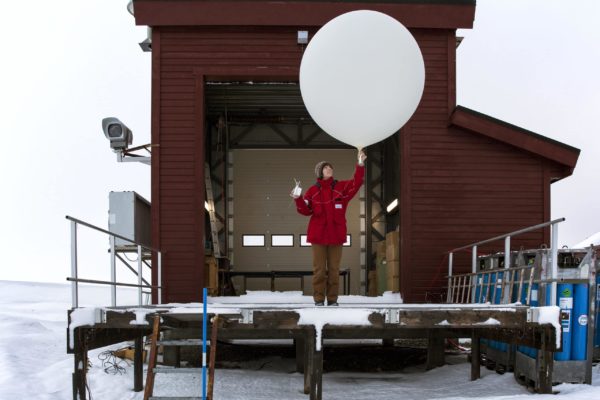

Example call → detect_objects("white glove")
290 179 302 199
358 148 367 165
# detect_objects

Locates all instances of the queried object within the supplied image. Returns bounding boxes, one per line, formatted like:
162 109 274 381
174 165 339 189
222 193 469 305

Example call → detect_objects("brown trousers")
311 244 343 303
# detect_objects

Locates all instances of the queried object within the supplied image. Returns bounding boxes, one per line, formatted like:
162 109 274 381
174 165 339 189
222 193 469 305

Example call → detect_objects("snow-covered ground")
0 280 598 400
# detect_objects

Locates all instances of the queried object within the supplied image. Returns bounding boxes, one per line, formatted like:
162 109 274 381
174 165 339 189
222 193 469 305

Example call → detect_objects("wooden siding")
154 26 455 302
152 24 576 303
397 29 575 302
155 27 305 302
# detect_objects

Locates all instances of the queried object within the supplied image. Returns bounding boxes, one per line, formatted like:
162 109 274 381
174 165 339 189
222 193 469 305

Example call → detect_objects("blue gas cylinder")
571 284 588 360
474 273 482 303
481 273 490 303
596 274 600 347
555 283 574 361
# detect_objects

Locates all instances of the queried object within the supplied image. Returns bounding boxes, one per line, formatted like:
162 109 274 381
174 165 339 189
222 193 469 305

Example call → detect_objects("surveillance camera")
102 117 133 151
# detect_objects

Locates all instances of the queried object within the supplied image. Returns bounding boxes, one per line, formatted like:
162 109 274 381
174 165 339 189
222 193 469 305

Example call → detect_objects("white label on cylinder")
531 290 538 301
559 297 573 309
561 310 571 333
578 315 588 326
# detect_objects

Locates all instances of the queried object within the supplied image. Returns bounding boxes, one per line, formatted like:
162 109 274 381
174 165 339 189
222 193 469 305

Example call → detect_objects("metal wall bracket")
241 309 253 324
384 309 400 324
527 307 540 323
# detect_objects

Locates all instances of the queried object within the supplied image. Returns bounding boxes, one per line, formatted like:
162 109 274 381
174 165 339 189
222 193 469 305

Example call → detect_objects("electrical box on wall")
108 191 151 248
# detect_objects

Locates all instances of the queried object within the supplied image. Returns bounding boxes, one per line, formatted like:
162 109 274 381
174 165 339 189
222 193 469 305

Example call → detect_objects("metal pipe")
504 236 511 269
70 221 78 309
115 254 151 286
65 215 160 252
138 245 143 305
110 236 117 307
550 222 559 306
447 252 453 303
158 252 163 305
66 277 160 289
449 218 565 253
471 246 477 274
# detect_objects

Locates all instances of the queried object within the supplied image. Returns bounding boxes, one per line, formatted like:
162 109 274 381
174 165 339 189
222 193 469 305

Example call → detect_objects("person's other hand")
358 149 367 165
290 189 300 199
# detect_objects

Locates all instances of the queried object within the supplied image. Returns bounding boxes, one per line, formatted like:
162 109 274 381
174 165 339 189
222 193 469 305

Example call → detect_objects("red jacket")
295 164 365 245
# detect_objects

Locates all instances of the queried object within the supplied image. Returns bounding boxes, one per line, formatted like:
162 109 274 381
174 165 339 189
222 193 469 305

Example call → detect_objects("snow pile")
68 307 100 349
537 305 562 348
572 231 600 249
475 318 501 326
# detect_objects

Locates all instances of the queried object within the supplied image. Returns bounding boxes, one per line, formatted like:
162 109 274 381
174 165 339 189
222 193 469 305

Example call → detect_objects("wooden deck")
67 300 559 400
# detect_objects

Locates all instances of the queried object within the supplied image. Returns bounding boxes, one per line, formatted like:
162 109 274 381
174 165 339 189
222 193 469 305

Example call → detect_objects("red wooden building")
132 0 579 303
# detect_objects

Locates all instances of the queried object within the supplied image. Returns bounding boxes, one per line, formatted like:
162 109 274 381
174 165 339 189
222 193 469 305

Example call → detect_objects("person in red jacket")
292 149 366 306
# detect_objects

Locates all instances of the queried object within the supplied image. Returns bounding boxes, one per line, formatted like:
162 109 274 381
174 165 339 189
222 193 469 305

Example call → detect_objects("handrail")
65 215 160 253
66 215 162 308
448 218 565 253
67 278 160 290
446 218 564 304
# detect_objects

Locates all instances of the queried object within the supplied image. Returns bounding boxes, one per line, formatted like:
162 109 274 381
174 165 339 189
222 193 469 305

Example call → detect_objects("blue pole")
571 283 589 360
202 287 208 400
555 283 573 361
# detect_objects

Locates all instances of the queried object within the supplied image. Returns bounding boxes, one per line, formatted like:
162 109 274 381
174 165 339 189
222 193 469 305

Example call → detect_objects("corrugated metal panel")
232 149 362 294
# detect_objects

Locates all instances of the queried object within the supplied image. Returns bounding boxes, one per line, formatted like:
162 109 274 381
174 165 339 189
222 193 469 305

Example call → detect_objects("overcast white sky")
0 0 598 284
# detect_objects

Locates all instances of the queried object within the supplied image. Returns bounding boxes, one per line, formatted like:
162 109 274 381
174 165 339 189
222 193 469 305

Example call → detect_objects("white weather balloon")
300 10 425 148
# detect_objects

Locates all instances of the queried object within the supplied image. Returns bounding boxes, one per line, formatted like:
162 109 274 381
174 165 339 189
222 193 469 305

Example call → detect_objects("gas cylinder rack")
513 246 598 387
477 250 538 373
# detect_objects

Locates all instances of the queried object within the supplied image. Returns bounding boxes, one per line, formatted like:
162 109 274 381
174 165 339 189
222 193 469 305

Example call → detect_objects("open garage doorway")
204 82 397 296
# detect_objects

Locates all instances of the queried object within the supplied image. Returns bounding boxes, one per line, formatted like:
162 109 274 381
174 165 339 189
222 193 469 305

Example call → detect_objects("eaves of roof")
450 106 580 174
133 0 476 29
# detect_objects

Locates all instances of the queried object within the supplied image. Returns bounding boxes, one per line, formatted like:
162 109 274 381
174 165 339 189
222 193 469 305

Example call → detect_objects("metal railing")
446 218 564 304
66 215 162 308
448 262 538 305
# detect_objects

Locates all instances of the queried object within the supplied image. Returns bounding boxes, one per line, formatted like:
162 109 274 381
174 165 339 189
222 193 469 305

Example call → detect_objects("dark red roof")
450 106 580 175
133 0 476 28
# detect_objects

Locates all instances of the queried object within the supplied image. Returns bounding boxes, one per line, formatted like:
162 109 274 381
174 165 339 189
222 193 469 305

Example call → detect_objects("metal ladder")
143 315 219 400
204 163 222 258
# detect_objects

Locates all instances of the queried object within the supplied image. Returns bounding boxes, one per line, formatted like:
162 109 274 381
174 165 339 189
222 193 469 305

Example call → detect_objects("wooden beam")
470 330 480 381
295 337 305 373
72 328 88 400
134 334 144 392
426 330 445 370
538 326 554 394
304 328 314 395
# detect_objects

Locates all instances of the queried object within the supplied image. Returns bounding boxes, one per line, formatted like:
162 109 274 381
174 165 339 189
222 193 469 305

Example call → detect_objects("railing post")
503 236 511 304
138 245 143 306
550 222 559 306
471 246 477 303
504 236 511 269
110 236 117 307
70 221 79 309
447 252 454 303
158 251 162 305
